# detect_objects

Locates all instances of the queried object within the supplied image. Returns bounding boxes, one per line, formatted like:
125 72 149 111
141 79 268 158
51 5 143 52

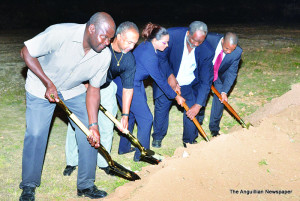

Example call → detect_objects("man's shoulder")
207 32 223 40
235 45 243 54
196 40 214 56
168 27 188 35
45 23 83 32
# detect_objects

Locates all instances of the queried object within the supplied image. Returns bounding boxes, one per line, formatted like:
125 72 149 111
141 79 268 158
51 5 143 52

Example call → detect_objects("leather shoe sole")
63 165 76 176
77 185 107 199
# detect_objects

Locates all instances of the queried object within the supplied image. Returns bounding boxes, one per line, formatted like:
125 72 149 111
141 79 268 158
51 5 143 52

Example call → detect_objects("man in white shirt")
19 12 115 200
152 21 214 148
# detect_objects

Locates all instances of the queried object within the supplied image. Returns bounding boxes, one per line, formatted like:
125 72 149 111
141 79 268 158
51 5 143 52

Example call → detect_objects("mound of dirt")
104 84 300 201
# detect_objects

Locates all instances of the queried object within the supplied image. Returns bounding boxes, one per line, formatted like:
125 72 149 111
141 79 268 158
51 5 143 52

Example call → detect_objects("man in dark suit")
152 21 214 148
200 32 243 136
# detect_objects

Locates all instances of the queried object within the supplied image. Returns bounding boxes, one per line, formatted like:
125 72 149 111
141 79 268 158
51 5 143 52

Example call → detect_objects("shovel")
176 92 210 142
99 104 161 165
211 85 252 129
52 95 140 181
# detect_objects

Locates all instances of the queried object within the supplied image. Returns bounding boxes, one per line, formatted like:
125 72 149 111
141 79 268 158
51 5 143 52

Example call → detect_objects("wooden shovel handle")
176 92 209 141
211 85 242 121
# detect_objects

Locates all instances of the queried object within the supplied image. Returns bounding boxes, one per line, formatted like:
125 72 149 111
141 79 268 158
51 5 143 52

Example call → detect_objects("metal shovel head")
109 161 141 181
144 149 155 156
140 154 161 165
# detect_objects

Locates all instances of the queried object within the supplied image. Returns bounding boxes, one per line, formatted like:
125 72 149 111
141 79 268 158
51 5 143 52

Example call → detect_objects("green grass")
258 159 268 166
1 25 300 200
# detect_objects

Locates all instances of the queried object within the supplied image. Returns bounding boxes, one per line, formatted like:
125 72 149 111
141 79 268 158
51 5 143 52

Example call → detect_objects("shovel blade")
109 161 140 181
140 155 161 165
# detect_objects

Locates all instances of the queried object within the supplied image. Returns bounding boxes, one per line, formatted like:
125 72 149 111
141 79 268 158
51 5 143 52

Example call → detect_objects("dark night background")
1 0 299 30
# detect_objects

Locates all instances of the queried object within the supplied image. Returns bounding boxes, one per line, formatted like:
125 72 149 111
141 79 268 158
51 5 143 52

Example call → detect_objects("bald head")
88 12 116 33
224 32 238 45
222 32 238 54
84 12 115 53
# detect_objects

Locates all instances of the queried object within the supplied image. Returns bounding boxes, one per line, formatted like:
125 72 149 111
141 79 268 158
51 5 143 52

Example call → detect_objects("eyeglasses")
159 40 168 45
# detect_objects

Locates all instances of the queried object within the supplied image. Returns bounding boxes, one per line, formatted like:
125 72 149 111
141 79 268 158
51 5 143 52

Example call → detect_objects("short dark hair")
116 21 139 36
87 12 116 32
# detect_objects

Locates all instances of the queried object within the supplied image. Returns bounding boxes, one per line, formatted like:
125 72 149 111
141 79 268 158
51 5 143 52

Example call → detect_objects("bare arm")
86 84 101 148
21 46 58 102
120 88 133 131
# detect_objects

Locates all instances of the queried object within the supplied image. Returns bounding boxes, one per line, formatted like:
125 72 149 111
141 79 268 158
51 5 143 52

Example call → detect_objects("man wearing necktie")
199 32 243 137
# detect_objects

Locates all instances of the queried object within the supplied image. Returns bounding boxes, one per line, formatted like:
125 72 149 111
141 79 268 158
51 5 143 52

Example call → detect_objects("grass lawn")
0 25 299 200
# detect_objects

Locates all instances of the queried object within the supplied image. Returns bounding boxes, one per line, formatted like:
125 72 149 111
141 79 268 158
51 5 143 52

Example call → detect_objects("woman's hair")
141 22 168 41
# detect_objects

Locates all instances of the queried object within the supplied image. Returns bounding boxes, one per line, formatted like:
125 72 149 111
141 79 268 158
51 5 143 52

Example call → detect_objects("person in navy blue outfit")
199 32 243 136
115 22 185 161
152 21 214 148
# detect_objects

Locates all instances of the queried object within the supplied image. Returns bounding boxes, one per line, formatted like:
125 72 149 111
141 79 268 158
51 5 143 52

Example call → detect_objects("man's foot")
183 139 197 148
211 131 220 137
77 185 107 199
63 165 76 176
152 139 162 148
99 166 115 176
133 156 140 162
118 147 135 155
19 186 35 201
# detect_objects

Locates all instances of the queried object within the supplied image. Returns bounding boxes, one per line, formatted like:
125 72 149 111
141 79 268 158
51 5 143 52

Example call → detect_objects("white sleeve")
24 25 64 58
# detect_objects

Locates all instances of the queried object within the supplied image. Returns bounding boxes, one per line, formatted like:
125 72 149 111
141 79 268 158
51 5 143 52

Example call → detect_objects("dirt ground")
103 83 300 201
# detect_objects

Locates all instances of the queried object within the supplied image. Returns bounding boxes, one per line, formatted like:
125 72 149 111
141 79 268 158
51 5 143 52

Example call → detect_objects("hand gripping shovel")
176 92 209 142
52 95 140 181
99 104 161 165
211 85 252 129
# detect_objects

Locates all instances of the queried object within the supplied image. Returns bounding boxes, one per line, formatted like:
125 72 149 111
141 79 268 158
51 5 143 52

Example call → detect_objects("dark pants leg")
181 86 199 143
117 85 153 161
152 94 172 141
209 93 224 132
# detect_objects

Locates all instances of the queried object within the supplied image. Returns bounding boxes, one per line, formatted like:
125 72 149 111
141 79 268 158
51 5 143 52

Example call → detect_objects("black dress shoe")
152 139 162 148
118 147 135 155
183 140 197 148
19 186 35 201
63 165 76 176
77 185 107 199
211 131 220 137
99 166 115 176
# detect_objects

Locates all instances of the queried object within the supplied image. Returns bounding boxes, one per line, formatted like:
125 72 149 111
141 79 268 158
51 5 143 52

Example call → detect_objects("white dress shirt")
176 32 196 86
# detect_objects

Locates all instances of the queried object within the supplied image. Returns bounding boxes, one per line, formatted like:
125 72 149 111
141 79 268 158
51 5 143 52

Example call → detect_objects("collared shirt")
176 32 196 86
102 45 135 89
212 37 225 65
24 23 111 100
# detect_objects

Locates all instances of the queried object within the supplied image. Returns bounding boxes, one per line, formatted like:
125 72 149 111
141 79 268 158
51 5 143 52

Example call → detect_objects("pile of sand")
105 84 300 201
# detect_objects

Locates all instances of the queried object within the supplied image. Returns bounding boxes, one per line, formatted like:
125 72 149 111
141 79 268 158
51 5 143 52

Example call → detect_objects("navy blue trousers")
115 77 152 161
198 83 224 132
153 85 199 143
